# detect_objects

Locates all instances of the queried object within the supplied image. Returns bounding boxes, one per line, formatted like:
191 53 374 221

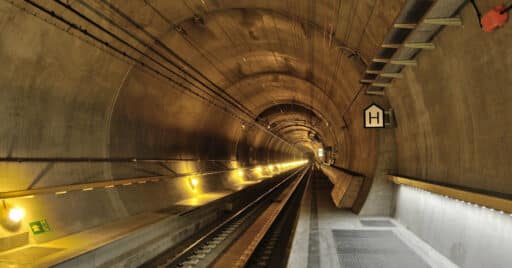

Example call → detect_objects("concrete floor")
288 174 456 268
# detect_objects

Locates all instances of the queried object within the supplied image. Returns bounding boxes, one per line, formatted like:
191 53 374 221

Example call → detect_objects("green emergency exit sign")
29 219 51 235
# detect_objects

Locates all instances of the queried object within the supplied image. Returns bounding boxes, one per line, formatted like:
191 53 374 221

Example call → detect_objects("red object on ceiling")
481 5 509 32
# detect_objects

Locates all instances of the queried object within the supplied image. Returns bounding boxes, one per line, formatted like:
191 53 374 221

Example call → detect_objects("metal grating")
360 220 395 227
332 230 429 268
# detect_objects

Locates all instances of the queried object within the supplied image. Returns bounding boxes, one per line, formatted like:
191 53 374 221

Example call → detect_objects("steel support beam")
382 43 435 49
366 90 385 96
424 17 463 26
373 58 417 66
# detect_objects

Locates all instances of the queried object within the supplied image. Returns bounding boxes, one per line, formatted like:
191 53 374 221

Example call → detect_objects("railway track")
143 165 311 268
246 169 311 268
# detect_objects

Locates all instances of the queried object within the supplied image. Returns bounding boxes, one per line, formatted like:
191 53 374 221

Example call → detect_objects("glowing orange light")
189 177 199 191
8 207 25 223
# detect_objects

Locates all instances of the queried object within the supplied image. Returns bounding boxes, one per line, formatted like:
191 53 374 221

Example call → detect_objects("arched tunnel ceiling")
138 1 404 149
255 103 332 154
9 3 512 262
226 74 343 135
2 0 405 160
42 0 405 150
171 8 366 116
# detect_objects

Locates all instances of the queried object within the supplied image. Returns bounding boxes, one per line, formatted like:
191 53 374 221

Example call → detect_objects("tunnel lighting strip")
0 161 307 200
388 175 512 214
0 157 251 163
0 171 222 200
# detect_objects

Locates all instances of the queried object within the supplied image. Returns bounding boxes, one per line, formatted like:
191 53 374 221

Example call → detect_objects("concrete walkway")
0 191 232 267
288 173 456 268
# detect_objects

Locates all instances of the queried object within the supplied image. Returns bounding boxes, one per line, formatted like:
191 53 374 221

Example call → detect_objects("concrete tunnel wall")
388 3 512 196
358 1 512 218
382 4 512 266
0 1 302 242
0 0 386 244
0 0 511 263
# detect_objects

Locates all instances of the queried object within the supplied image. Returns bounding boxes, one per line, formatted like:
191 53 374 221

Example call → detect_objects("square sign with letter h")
364 103 385 128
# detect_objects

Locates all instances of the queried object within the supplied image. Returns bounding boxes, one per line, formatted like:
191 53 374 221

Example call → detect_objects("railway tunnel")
0 0 511 267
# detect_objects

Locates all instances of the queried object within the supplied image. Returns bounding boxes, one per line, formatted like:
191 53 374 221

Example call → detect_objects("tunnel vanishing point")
0 0 511 267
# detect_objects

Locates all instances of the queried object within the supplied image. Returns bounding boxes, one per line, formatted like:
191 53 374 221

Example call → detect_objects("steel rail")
212 166 309 267
155 166 308 267
246 168 312 267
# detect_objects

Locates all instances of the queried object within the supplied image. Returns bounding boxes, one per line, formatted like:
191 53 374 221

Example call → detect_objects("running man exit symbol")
29 219 51 235
364 103 385 128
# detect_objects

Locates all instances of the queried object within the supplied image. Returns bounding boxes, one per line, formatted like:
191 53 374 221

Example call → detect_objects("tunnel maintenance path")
287 169 456 268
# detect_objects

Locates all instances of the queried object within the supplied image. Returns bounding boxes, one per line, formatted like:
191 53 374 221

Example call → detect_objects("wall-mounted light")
237 170 244 177
8 207 25 223
318 148 324 157
1 201 25 231
255 166 263 173
189 177 199 192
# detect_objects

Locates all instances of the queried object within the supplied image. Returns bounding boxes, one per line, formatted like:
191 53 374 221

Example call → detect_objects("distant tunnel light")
190 178 199 187
8 207 25 223
318 148 324 157
190 177 199 191
255 166 263 173
237 170 244 177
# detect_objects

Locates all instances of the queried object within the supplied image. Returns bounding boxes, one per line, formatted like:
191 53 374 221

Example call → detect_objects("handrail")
389 175 512 214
